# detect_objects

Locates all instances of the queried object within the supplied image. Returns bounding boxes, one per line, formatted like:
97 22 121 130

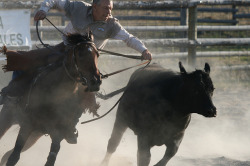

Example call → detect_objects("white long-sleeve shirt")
39 0 147 53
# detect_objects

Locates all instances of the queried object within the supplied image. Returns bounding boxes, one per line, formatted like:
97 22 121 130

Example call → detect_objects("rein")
97 48 151 78
81 93 123 124
58 41 98 85
98 48 142 60
71 42 95 85
101 60 151 79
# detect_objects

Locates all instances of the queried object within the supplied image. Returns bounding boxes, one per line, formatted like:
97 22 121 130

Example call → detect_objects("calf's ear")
204 63 210 74
179 61 187 74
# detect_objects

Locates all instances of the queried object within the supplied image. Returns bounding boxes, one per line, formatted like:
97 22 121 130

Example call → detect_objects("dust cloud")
0 57 250 166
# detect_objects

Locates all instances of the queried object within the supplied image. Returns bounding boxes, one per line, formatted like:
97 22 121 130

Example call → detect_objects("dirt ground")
0 58 250 166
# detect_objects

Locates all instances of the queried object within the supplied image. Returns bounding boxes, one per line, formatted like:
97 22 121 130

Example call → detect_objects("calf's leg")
137 135 151 166
154 135 184 166
101 116 128 166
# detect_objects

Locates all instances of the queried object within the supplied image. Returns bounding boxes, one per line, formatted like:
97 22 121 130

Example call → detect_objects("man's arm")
113 28 152 60
34 0 66 21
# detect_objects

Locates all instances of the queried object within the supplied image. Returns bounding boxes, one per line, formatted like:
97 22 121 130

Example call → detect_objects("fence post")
61 16 65 26
188 5 197 66
180 8 187 54
232 4 237 25
180 8 187 26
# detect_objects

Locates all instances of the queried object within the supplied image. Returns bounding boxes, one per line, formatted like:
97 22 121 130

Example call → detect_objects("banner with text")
0 10 31 49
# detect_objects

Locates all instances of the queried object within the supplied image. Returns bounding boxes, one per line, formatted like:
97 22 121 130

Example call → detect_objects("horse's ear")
204 63 210 74
179 61 187 75
88 31 94 41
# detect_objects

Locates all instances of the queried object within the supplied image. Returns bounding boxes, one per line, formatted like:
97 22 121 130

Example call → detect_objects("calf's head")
179 62 216 117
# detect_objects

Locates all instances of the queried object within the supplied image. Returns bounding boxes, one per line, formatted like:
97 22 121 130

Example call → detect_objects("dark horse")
0 32 101 166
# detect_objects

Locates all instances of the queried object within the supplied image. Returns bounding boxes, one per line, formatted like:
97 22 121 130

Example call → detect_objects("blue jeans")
12 71 24 80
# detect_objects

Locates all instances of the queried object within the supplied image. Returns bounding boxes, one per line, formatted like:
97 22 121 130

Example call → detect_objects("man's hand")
34 10 47 21
141 49 152 60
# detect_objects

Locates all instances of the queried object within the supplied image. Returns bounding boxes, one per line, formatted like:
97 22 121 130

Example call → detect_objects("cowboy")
34 0 152 60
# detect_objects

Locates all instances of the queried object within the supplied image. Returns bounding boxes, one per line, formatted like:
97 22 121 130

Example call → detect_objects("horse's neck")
37 63 78 93
63 58 79 82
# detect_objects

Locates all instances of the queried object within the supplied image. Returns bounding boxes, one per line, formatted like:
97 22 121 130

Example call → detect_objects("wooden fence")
1 0 250 66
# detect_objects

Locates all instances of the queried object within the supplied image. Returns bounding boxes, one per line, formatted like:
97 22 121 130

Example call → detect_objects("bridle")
36 20 100 85
63 41 99 86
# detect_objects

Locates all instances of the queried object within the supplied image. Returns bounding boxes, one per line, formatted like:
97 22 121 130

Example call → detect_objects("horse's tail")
96 87 126 100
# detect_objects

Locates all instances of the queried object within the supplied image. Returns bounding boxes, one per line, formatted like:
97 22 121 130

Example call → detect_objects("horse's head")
65 31 102 92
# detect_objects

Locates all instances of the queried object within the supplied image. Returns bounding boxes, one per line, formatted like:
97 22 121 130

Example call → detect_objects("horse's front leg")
6 126 32 166
45 135 63 166
1 131 43 166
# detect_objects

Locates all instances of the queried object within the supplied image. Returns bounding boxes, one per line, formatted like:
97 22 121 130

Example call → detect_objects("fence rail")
1 0 250 66
31 25 250 32
36 6 249 25
99 51 250 59
2 1 250 9
35 38 250 48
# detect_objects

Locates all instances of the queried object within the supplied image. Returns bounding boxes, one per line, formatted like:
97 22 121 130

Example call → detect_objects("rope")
45 18 66 36
98 48 142 60
101 60 151 78
81 94 123 124
81 60 151 124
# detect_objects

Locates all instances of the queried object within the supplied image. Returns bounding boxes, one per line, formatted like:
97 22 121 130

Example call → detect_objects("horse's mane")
65 33 93 46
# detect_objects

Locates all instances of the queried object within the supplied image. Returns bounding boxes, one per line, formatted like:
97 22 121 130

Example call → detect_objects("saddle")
2 43 65 72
